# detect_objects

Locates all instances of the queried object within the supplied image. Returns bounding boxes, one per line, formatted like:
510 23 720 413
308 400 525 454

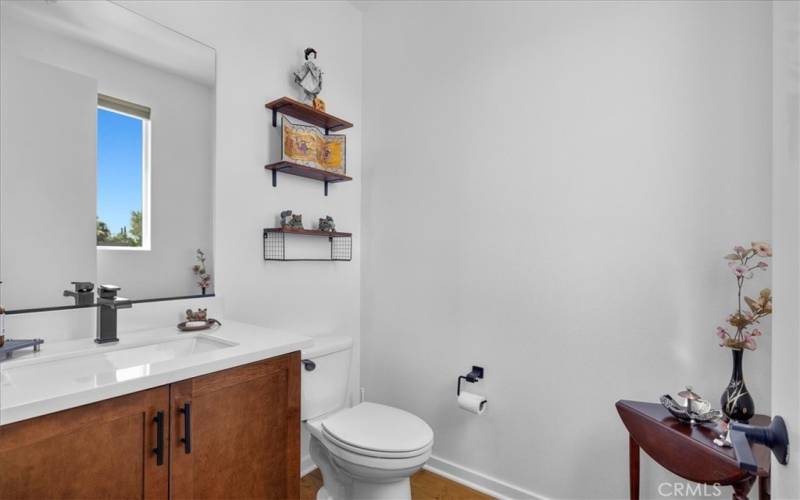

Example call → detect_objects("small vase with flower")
715 241 772 423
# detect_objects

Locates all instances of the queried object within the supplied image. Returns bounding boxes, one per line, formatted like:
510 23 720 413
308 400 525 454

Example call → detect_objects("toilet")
302 336 434 500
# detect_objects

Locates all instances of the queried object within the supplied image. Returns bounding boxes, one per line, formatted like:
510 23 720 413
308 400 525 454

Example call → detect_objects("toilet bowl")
301 337 434 500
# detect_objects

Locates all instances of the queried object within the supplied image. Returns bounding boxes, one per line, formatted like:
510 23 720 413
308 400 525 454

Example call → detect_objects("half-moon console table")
616 400 770 500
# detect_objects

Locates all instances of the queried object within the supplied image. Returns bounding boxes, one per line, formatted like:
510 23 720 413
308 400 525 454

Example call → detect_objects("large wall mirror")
0 1 215 311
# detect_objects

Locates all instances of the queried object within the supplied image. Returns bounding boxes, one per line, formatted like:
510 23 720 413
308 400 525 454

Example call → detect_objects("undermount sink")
1 335 236 391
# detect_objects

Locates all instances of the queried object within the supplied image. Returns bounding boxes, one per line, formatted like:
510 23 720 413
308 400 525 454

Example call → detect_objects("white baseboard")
424 455 548 500
301 454 316 477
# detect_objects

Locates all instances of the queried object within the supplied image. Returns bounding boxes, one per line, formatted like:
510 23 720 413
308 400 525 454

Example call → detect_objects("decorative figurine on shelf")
186 308 208 322
293 47 325 111
715 242 772 423
281 210 304 230
192 249 211 295
318 216 336 232
280 210 293 228
289 214 304 229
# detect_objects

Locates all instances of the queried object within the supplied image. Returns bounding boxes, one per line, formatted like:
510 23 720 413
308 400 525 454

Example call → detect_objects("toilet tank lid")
301 336 353 358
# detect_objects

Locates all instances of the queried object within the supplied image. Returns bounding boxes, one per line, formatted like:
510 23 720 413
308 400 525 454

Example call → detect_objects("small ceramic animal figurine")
293 47 324 110
186 308 208 322
280 210 304 229
280 210 294 228
289 214 304 229
318 215 336 232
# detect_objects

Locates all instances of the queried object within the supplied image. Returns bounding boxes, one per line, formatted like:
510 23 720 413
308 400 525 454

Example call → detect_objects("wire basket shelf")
263 228 352 262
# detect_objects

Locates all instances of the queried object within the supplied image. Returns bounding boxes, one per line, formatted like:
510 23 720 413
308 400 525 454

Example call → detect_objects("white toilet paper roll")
457 391 487 415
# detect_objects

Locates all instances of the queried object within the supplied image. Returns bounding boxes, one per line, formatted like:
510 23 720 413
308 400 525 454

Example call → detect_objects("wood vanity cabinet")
0 352 300 500
169 351 301 500
0 385 170 499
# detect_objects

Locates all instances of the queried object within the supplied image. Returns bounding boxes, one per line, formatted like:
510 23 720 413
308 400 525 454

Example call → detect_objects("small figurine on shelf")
192 249 211 295
318 216 336 232
280 210 304 230
293 47 325 111
280 210 294 228
289 214 304 229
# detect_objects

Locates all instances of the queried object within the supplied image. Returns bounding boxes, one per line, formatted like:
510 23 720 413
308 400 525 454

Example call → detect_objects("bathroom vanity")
0 321 310 499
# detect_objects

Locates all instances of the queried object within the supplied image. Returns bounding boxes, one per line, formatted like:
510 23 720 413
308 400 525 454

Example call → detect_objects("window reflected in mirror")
96 96 151 249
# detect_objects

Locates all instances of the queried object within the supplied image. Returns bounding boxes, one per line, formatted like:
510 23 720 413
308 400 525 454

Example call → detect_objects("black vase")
720 348 755 422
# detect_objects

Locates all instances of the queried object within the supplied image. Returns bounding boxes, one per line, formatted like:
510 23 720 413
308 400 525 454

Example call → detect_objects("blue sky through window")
97 107 143 236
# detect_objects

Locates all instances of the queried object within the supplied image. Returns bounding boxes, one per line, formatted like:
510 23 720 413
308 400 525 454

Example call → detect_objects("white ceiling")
1 0 215 87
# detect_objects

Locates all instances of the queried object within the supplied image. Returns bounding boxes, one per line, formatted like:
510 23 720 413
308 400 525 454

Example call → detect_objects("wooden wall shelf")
265 161 352 196
263 228 352 262
265 97 353 134
263 227 352 238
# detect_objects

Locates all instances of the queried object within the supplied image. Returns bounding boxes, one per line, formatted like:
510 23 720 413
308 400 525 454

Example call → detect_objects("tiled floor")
300 468 494 500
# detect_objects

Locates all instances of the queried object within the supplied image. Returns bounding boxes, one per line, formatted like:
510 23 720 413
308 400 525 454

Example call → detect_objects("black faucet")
96 285 132 344
63 281 95 306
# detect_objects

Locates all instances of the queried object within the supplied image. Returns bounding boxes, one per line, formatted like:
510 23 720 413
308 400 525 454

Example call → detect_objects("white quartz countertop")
0 320 312 425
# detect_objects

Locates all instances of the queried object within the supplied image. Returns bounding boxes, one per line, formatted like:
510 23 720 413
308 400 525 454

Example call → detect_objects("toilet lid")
321 402 434 454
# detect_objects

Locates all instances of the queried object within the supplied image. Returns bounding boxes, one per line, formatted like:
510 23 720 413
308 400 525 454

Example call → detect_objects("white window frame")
96 105 152 252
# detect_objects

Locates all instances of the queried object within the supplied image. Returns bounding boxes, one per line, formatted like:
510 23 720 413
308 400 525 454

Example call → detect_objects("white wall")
0 9 214 303
771 1 800 498
0 56 97 310
122 0 363 467
361 2 772 498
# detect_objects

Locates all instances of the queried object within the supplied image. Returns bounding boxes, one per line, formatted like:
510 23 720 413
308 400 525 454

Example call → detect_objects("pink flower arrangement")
715 242 772 351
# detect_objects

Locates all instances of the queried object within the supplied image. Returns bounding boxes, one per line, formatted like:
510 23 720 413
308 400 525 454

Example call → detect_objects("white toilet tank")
301 336 353 421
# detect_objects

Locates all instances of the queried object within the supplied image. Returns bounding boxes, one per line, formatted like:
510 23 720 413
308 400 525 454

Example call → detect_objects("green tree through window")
97 211 142 247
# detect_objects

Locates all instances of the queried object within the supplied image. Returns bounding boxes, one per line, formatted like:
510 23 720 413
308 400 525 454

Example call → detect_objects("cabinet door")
0 386 170 499
170 352 300 500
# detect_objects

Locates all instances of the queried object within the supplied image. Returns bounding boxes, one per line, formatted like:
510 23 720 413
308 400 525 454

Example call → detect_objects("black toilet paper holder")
457 366 484 395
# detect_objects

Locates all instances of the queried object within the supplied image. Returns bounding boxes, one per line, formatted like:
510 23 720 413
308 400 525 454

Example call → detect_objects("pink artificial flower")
729 262 753 279
743 334 757 351
750 328 763 337
734 246 747 256
751 241 772 257
716 326 730 346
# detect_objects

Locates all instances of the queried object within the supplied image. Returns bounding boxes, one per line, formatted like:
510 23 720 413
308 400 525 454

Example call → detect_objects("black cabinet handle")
153 411 165 465
179 402 192 454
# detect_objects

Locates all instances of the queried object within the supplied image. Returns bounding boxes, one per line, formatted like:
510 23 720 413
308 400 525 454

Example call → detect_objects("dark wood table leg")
629 435 639 500
758 475 769 500
732 476 756 500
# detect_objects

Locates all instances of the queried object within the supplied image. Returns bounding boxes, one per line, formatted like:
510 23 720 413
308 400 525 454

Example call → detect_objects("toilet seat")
322 427 431 459
306 402 434 472
320 402 434 458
